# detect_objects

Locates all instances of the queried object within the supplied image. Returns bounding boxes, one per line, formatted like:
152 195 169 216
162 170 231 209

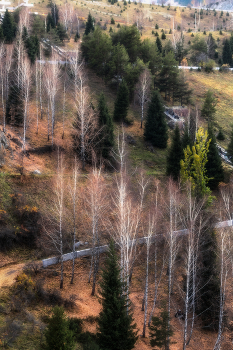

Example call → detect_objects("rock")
126 134 137 145
0 132 9 149
31 169 41 175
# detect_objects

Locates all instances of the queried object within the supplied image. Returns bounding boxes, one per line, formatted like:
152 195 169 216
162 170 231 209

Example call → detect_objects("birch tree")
46 152 66 289
20 55 31 152
135 68 151 129
69 156 79 285
73 68 97 170
85 166 106 296
44 54 60 147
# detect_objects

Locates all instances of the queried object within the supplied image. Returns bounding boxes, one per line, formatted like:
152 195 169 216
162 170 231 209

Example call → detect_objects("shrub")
217 128 225 140
111 17 115 24
204 59 216 72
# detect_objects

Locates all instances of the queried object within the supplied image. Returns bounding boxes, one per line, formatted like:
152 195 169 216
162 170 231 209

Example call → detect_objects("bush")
68 318 83 341
204 59 216 73
111 17 115 24
217 128 225 140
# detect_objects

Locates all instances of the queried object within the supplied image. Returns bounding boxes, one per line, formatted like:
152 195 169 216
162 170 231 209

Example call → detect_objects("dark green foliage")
82 27 113 78
6 85 23 125
201 90 217 125
140 38 162 76
98 92 114 158
207 33 217 59
216 128 225 141
85 13 95 36
68 318 83 342
182 124 192 150
149 303 173 349
111 17 115 24
166 124 183 180
206 126 224 190
25 35 40 63
2 9 16 43
155 23 159 29
158 51 179 102
198 228 220 330
111 25 141 62
156 36 162 53
22 26 28 42
227 126 233 161
161 32 166 40
173 71 192 105
47 12 55 32
97 240 138 350
113 80 129 122
74 30 80 41
32 14 45 37
222 39 232 66
50 1 59 26
0 26 4 42
44 306 75 350
229 34 233 53
174 33 187 64
144 90 168 148
56 23 68 42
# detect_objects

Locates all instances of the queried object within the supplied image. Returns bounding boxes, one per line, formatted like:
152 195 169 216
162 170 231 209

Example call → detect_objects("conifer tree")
2 9 15 43
97 240 138 350
198 228 220 330
166 124 183 180
113 80 129 123
182 123 192 150
227 125 233 162
222 39 232 66
156 36 162 53
149 303 173 350
98 92 114 159
201 90 217 126
85 13 95 36
44 306 75 350
144 90 168 148
206 126 224 190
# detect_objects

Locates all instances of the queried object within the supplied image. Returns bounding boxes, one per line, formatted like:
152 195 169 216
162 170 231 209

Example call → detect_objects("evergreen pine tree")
156 36 162 53
144 90 168 148
85 13 95 36
44 306 75 350
227 125 233 162
98 92 114 159
113 80 129 123
0 26 3 42
46 12 55 32
2 9 15 43
166 124 183 180
201 90 217 126
216 128 225 141
149 302 173 349
6 85 24 125
182 123 192 150
206 126 224 190
197 228 220 330
97 240 138 350
222 39 232 66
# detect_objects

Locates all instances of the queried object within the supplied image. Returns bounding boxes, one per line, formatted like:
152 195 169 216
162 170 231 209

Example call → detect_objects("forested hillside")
0 1 233 349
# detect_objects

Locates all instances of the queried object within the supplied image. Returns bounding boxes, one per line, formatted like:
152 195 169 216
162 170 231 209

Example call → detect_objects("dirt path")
0 263 25 289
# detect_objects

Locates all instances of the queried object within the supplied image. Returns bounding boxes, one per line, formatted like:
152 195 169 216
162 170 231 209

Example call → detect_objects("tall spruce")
144 90 168 148
85 13 94 36
227 125 233 162
206 126 224 190
98 92 114 159
113 80 129 123
156 36 162 53
2 9 15 43
222 39 232 66
198 227 220 330
149 303 173 350
166 124 183 180
44 306 75 350
201 90 217 126
97 240 138 350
